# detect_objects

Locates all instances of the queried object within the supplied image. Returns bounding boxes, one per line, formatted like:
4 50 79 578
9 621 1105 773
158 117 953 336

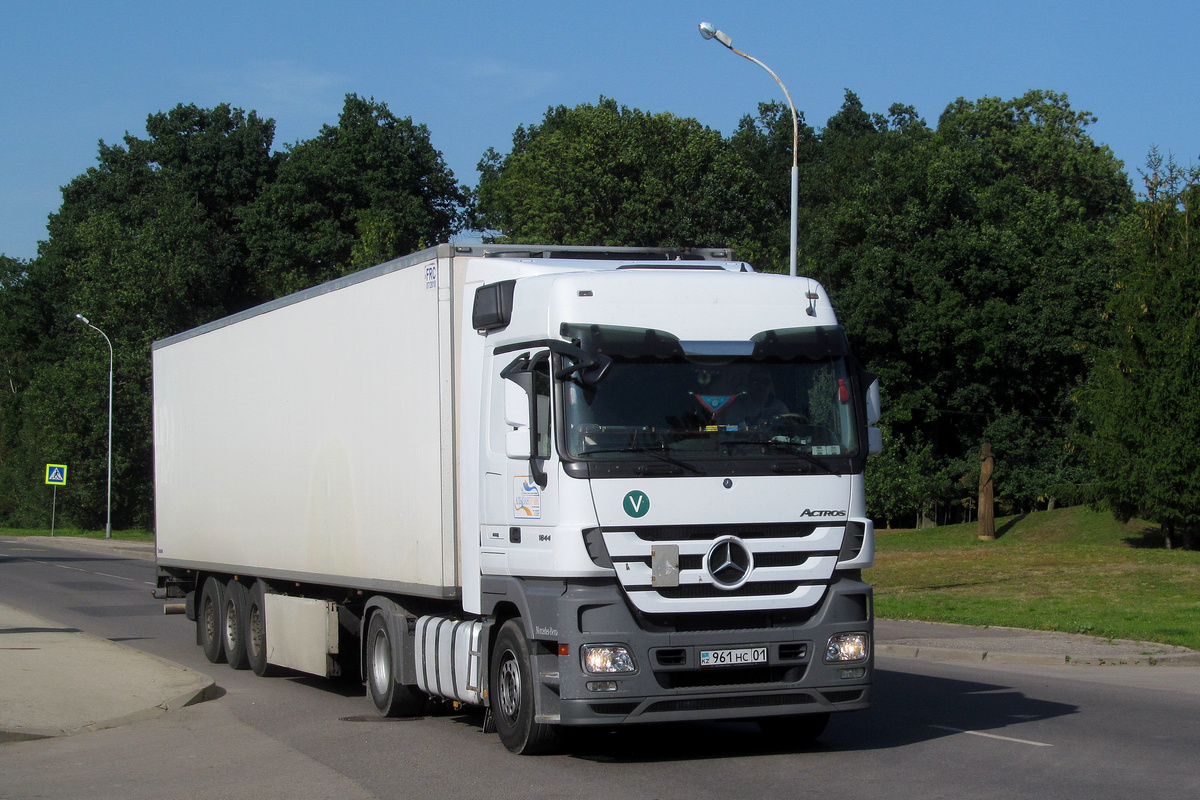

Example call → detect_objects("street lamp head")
75 313 90 325
698 22 732 48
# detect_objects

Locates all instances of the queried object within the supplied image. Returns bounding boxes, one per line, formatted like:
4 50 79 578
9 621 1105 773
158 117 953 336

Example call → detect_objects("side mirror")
865 377 881 426
500 352 549 487
505 429 531 459
504 377 530 429
868 426 883 456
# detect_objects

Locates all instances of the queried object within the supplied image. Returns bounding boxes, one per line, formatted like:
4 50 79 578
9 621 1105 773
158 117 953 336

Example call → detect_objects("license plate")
699 647 768 667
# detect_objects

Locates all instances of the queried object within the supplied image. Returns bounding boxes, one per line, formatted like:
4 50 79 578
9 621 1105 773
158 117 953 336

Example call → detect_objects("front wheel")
364 611 425 717
489 619 559 755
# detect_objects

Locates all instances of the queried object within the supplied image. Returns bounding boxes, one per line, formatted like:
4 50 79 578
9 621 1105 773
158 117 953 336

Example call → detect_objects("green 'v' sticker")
623 490 650 518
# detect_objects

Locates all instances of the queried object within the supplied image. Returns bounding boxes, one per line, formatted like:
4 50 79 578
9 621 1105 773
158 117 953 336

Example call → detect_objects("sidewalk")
2 534 1197 743
0 603 216 743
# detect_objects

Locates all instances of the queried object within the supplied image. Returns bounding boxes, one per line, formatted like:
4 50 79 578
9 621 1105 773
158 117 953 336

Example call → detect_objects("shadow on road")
546 667 1077 762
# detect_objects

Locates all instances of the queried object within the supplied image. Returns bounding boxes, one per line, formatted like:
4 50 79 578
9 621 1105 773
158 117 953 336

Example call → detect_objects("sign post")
45 464 67 536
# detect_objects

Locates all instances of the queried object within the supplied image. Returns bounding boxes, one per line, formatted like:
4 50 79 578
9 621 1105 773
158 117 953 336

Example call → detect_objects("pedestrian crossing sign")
45 464 67 486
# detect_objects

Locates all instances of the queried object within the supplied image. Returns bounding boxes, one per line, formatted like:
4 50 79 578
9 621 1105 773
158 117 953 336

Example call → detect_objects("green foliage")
472 90 1136 525
473 97 766 259
0 97 466 529
792 91 1132 522
242 94 466 296
0 88 1170 533
1080 153 1200 549
1 104 278 529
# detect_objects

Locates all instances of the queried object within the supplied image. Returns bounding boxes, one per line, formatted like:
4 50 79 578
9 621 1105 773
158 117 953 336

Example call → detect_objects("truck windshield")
559 324 861 466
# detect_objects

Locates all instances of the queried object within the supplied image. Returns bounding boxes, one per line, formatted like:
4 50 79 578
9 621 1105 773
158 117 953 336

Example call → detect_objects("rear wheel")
246 581 273 677
222 580 249 670
364 611 425 717
198 577 226 664
489 619 559 755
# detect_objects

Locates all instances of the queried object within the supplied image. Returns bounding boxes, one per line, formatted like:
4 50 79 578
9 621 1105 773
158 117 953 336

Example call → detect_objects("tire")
364 611 425 717
198 576 226 664
222 580 250 670
757 711 831 744
489 619 559 755
246 580 273 677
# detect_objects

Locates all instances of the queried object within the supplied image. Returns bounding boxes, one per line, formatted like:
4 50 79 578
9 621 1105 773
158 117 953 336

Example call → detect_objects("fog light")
582 644 637 673
825 632 869 663
587 680 618 692
839 667 866 679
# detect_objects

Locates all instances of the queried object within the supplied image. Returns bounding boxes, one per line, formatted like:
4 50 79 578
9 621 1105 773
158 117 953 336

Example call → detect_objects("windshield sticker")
514 477 542 519
695 394 739 415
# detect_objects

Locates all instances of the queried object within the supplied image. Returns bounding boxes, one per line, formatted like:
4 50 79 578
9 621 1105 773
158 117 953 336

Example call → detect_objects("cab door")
480 349 556 577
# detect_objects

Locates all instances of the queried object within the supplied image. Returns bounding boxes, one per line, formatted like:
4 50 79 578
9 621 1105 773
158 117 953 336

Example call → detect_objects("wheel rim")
370 629 391 698
497 649 522 722
224 601 239 647
248 605 263 659
203 596 218 643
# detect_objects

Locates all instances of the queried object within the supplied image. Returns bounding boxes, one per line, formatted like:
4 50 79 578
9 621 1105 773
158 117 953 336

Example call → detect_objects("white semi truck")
153 243 881 753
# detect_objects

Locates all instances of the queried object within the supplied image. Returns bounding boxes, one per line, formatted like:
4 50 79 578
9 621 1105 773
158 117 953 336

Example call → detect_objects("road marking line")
929 724 1054 747
94 571 133 581
48 562 86 572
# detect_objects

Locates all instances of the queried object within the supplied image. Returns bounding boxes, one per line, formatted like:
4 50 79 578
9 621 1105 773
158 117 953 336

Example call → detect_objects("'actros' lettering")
800 508 846 518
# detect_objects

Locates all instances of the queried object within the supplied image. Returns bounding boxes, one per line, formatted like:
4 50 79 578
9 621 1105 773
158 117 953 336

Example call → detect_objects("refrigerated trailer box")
154 243 881 754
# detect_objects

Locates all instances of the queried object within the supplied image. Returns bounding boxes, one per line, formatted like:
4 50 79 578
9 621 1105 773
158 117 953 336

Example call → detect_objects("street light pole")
75 314 113 539
699 21 800 280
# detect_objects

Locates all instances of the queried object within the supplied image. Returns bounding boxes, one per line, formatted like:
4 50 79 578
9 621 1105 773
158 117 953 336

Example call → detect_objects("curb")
877 643 1200 668
0 681 220 743
0 606 217 743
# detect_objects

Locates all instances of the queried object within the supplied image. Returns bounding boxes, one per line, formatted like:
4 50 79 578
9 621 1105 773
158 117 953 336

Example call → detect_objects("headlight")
825 632 870 663
581 644 637 674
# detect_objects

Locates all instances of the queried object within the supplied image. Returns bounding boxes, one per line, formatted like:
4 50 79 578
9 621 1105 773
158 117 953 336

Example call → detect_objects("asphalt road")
2 539 1198 799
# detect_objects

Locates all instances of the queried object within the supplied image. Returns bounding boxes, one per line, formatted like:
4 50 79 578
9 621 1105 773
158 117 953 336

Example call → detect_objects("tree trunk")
1164 520 1177 550
978 442 995 541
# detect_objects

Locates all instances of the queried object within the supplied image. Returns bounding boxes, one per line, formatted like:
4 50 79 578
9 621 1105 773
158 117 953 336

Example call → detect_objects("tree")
242 94 466 296
784 90 1134 522
473 97 765 257
1 104 279 529
728 101 821 270
1080 154 1200 549
2 97 468 529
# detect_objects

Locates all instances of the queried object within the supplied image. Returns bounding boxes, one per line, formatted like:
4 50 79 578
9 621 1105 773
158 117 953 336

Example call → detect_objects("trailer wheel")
489 619 559 755
222 580 250 670
246 581 273 677
757 711 830 745
198 577 226 664
365 611 425 717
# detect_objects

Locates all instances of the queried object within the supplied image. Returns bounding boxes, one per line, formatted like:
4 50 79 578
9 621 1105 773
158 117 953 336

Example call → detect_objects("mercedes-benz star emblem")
706 536 753 589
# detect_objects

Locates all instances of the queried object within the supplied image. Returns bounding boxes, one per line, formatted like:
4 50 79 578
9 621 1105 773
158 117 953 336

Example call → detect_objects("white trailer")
154 243 880 753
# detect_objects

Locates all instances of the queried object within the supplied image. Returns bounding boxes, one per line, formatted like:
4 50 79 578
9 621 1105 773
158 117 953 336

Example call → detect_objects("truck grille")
599 523 846 614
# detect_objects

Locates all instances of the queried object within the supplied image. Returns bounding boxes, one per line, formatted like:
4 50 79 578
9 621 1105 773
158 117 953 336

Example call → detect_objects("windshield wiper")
577 446 707 476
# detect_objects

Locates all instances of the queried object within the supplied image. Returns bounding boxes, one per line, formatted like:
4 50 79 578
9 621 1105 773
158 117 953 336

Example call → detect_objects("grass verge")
873 505 1200 650
0 527 154 542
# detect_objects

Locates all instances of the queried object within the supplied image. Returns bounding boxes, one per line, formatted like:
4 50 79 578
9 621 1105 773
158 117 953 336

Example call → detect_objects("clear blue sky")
2 0 1197 262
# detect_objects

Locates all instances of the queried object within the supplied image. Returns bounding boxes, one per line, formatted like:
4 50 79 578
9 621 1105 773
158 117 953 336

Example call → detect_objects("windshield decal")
694 394 740 415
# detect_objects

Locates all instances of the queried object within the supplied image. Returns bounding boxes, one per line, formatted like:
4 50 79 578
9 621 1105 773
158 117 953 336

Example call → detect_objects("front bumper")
549 574 873 726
